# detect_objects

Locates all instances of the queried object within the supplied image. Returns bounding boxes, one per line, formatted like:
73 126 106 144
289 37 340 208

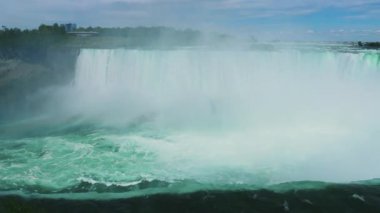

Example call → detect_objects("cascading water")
1 47 380 198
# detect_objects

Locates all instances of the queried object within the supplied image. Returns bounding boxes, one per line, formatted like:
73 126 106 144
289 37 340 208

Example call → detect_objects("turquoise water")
1 47 380 199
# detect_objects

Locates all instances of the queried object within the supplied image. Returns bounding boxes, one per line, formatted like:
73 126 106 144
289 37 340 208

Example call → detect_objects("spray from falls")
69 49 380 182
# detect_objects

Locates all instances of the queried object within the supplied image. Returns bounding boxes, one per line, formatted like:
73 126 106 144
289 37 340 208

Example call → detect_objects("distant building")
62 23 77 32
61 23 99 37
67 31 99 37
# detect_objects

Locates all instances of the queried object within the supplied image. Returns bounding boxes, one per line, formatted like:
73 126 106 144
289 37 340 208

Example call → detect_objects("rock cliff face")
0 48 78 121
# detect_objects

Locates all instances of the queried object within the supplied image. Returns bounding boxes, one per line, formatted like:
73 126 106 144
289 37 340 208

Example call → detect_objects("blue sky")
1 0 380 41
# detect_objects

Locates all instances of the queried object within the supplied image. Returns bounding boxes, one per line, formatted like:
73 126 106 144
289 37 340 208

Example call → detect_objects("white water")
69 49 380 184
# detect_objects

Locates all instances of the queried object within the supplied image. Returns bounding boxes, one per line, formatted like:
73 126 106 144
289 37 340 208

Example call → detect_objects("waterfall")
75 49 380 94
65 49 380 185
72 49 380 128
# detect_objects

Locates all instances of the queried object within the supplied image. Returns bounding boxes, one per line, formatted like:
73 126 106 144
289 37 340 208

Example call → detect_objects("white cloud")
213 0 379 10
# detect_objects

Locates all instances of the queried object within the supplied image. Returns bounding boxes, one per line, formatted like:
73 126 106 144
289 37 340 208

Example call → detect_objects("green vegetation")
0 24 68 63
75 26 203 48
357 41 380 49
364 42 380 48
0 24 209 63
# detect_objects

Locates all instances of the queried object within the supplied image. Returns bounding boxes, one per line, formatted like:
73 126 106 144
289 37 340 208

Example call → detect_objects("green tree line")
0 24 208 64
